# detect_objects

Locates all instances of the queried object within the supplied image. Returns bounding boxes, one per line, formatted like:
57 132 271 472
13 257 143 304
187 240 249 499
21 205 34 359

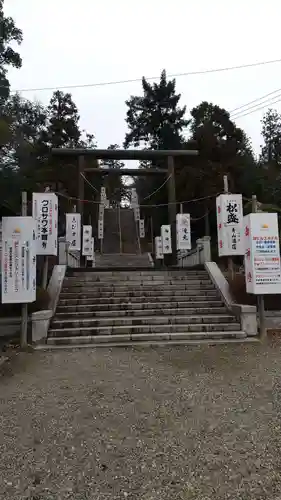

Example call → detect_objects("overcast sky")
5 0 281 161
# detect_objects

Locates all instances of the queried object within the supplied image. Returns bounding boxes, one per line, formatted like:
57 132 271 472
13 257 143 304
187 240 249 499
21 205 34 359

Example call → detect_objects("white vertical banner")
99 203 104 220
131 188 138 208
139 219 145 238
216 194 244 256
98 219 104 239
244 212 281 294
32 192 58 256
101 187 106 202
66 213 81 251
176 213 191 250
134 206 140 221
104 199 110 209
86 238 95 261
82 225 92 256
161 225 172 254
1 217 36 304
155 236 164 259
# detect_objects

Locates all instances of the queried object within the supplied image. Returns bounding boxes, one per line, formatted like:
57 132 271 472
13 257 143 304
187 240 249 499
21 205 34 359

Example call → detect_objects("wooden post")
252 194 266 341
78 156 85 265
224 175 234 279
118 205 122 254
168 156 177 266
150 216 154 254
21 191 28 348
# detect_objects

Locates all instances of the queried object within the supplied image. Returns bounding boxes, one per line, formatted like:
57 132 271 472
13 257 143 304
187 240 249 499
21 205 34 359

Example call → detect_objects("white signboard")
134 206 140 221
1 217 36 304
161 225 172 254
216 194 244 256
66 213 81 251
100 187 106 203
176 213 191 250
82 225 92 256
139 219 145 239
99 203 104 221
244 212 281 294
98 219 104 239
32 192 58 256
86 238 95 261
104 199 110 209
155 236 164 259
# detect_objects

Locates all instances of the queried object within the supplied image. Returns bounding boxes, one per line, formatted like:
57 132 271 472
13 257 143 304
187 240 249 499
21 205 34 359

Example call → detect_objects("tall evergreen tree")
0 0 23 100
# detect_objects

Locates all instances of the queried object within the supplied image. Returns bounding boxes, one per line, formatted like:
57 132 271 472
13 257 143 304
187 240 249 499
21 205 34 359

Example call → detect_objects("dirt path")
1 341 281 499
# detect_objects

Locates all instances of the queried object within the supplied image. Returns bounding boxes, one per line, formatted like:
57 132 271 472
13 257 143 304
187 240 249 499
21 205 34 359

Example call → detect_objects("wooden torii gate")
51 148 198 265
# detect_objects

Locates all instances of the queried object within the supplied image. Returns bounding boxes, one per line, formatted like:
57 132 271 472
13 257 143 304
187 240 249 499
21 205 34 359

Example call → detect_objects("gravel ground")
1 340 281 500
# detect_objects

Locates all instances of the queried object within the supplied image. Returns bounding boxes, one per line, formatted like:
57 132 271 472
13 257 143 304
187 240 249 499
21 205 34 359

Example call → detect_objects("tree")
124 70 188 150
259 109 281 204
0 0 23 100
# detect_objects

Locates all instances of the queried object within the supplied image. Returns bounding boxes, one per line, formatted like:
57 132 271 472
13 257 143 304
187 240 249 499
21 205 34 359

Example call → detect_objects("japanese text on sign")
32 193 58 256
216 194 244 256
66 213 81 251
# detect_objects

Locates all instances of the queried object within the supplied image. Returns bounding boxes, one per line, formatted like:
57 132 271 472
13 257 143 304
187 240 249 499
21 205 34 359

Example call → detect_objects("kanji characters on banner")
66 213 81 251
155 236 164 259
161 225 172 254
134 206 140 221
244 212 281 294
100 187 106 202
86 238 95 261
32 192 58 256
1 217 36 304
216 194 244 256
82 225 92 256
176 213 191 250
98 219 104 239
139 219 145 238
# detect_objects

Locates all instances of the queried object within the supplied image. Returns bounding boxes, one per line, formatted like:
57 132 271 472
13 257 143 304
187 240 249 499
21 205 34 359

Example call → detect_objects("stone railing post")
196 236 211 263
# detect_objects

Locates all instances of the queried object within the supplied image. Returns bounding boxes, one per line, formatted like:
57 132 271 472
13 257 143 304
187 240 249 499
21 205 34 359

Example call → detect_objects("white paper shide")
216 194 244 256
32 192 58 256
82 225 92 256
161 225 172 254
1 217 36 304
66 213 81 251
176 213 191 250
155 236 164 259
244 212 281 294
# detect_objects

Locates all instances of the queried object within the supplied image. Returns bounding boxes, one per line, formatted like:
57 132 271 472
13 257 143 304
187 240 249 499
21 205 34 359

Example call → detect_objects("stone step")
61 283 215 293
62 278 212 286
47 329 245 344
64 274 209 283
66 270 207 278
59 289 218 300
56 300 224 313
55 306 227 319
58 294 219 306
49 322 241 337
52 314 237 329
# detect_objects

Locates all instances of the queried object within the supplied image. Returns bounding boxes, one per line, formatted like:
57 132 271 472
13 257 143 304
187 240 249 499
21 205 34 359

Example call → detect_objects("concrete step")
61 283 215 293
56 300 225 313
58 294 219 306
55 306 228 319
47 330 246 345
52 314 237 329
66 270 207 278
62 278 212 286
64 273 209 282
49 322 241 337
59 289 218 300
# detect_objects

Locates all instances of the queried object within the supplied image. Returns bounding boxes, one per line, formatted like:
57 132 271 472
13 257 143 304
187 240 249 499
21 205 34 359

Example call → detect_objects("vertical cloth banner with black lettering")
216 194 244 256
82 225 92 256
1 217 36 304
32 193 58 255
155 236 164 259
86 238 95 261
66 213 81 251
176 213 191 250
161 225 172 254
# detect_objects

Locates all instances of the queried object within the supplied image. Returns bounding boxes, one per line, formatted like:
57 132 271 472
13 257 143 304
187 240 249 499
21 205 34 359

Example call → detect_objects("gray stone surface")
0 343 281 499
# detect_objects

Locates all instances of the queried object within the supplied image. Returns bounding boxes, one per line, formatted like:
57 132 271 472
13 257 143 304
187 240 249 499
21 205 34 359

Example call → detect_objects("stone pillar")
196 236 211 263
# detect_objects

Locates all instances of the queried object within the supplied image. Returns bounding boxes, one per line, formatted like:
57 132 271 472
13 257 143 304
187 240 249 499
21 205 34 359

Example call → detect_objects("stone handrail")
177 236 211 267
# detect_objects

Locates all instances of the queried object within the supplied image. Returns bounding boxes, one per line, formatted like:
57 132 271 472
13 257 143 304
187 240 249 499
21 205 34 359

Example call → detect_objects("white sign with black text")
176 213 191 250
134 206 140 221
98 219 104 239
161 225 172 254
82 225 93 256
1 217 36 304
32 192 58 256
86 238 95 261
216 194 244 256
155 236 164 259
244 212 281 294
139 219 145 238
66 213 81 251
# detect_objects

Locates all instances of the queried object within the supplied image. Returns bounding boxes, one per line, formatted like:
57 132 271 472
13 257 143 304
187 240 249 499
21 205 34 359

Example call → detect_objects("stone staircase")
95 253 152 268
47 267 249 347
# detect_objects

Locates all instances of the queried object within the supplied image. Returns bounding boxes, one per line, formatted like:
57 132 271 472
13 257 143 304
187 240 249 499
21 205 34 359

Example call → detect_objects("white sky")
5 0 281 161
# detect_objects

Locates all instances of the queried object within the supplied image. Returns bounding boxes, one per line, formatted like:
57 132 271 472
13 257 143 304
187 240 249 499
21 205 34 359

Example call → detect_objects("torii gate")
51 148 198 265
